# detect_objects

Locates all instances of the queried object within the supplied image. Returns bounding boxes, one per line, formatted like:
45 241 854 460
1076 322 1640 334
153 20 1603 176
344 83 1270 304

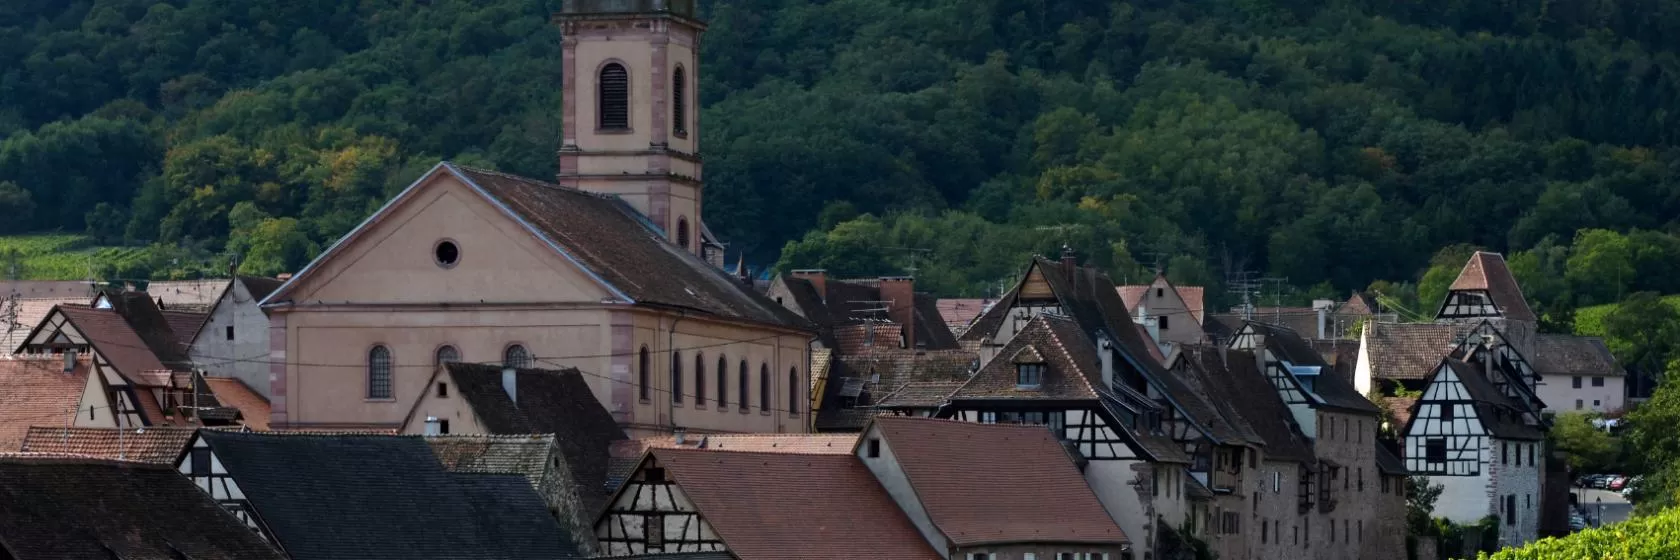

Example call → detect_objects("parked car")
1570 513 1588 531
1594 474 1618 489
1610 476 1629 491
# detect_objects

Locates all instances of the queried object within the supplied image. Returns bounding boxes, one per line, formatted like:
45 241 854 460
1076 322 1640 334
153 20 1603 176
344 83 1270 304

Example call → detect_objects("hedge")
1480 508 1680 559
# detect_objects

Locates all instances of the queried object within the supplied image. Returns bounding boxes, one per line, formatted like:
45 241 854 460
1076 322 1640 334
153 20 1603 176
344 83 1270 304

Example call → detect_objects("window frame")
738 360 750 412
435 345 460 367
672 65 688 137
503 344 532 369
759 363 771 413
671 350 684 405
788 366 800 416
716 355 728 410
694 353 706 408
639 346 652 402
597 62 631 131
367 345 393 400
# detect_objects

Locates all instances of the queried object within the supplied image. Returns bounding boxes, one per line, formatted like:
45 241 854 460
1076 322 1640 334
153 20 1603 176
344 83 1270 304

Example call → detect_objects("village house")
1117 271 1206 348
1403 358 1546 547
596 445 942 559
935 297 994 337
259 0 813 436
0 455 285 560
1530 333 1625 414
184 276 286 398
176 430 581 559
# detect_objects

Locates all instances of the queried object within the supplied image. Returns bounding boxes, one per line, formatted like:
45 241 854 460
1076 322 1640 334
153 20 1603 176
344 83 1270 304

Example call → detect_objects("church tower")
555 0 706 257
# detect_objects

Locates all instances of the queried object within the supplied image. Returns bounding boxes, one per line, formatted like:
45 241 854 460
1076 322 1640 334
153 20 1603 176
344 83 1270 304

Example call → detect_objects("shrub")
1480 507 1680 559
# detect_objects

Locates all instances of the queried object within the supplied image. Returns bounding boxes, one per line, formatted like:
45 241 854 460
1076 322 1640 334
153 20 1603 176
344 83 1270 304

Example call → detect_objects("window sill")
596 127 634 135
674 131 688 139
738 409 749 414
364 398 397 403
760 410 771 417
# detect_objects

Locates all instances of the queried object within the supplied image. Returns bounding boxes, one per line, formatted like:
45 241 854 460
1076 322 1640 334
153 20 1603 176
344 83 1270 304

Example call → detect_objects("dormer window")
1017 364 1044 388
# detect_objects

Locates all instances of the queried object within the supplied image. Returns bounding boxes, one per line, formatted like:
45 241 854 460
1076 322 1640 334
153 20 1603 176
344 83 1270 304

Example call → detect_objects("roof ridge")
449 163 616 201
654 446 852 458
1037 314 1100 395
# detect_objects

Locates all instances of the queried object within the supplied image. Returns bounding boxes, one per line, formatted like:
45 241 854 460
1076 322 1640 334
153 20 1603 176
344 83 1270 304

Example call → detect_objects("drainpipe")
667 311 685 429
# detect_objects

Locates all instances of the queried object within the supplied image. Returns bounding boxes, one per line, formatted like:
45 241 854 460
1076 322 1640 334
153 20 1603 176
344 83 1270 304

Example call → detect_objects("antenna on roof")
882 247 932 278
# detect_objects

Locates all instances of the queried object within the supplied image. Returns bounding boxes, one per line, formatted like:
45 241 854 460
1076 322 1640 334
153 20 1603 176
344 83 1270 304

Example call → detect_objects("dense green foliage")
1626 378 1680 514
1478 506 1680 559
1551 412 1620 474
10 0 1680 293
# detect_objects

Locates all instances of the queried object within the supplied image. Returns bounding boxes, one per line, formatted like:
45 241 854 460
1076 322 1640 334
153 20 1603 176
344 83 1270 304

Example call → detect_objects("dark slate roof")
197 431 573 559
107 291 190 367
962 257 1247 445
1246 322 1379 414
1532 334 1622 377
1375 441 1408 476
1168 351 1263 447
450 473 581 559
0 457 284 559
1095 392 1192 464
1364 322 1471 381
1434 360 1545 441
453 166 810 330
1181 348 1314 464
1441 252 1537 322
442 363 627 512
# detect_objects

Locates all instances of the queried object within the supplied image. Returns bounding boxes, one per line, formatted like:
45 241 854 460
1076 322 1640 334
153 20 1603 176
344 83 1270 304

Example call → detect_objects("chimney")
424 416 441 436
1316 306 1327 340
1097 335 1115 391
791 269 828 301
878 277 917 349
502 366 518 404
1060 245 1078 278
62 349 76 373
1483 333 1497 380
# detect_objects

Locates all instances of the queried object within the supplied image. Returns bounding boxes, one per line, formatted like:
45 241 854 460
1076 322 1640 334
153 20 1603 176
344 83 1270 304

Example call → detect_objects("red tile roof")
870 416 1128 547
0 355 92 450
53 306 169 380
1117 280 1206 324
651 447 942 560
18 426 196 464
936 298 991 335
204 377 271 430
1 298 85 355
1445 252 1536 322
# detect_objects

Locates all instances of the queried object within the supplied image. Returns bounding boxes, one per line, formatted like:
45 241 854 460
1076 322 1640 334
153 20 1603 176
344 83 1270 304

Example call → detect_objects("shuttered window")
672 66 687 136
599 63 629 130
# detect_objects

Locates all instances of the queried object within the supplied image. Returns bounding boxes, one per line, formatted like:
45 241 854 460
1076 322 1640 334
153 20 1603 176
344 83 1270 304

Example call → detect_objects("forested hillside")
7 0 1680 307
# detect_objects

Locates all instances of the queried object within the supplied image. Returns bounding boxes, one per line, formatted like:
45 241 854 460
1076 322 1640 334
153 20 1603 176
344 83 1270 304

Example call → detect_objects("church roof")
261 163 812 333
1442 252 1536 322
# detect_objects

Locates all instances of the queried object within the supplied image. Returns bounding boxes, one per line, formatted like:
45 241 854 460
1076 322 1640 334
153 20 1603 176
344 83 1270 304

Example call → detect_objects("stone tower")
555 0 705 256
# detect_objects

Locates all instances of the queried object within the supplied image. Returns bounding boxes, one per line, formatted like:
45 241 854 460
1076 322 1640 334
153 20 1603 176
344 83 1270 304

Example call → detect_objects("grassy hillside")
1576 296 1680 337
0 234 150 281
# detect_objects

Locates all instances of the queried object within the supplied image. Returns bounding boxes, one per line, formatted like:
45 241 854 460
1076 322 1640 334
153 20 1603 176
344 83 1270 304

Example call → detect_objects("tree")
1565 229 1635 306
0 182 36 234
1407 476 1444 535
1550 412 1617 473
1603 292 1680 382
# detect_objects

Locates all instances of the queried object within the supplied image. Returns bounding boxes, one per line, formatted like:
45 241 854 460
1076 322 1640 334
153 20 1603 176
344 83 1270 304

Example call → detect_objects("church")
258 0 816 436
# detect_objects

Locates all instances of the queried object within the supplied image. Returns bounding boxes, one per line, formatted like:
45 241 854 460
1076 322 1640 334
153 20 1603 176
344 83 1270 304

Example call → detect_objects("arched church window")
599 63 629 130
673 66 688 136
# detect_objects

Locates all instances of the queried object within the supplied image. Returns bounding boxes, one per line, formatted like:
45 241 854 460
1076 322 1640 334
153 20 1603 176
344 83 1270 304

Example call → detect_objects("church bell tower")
555 0 705 256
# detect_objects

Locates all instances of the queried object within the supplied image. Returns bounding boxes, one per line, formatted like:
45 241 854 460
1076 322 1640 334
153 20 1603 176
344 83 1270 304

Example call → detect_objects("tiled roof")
1095 393 1192 464
1116 280 1206 324
834 322 906 355
951 314 1102 400
817 348 976 431
1343 292 1377 316
160 309 209 346
876 380 965 408
454 166 810 330
203 377 270 430
144 279 228 307
1134 323 1167 365
428 434 557 486
198 430 578 559
0 456 284 559
1246 322 1378 414
450 473 583 559
1383 396 1418 427
611 433 858 467
18 426 195 464
1176 349 1295 458
106 291 191 367
0 355 92 450
936 298 992 335
781 275 961 351
870 416 1128 547
1364 322 1471 381
1531 334 1622 376
1312 339 1362 386
441 363 626 510
650 447 942 560
0 298 85 356
238 276 286 301
1443 252 1537 322
52 306 169 380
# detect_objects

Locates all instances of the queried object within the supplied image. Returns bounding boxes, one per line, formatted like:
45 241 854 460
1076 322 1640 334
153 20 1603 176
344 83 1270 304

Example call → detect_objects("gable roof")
1342 292 1377 316
1531 334 1622 377
648 447 942 560
106 291 191 366
238 276 285 301
0 457 284 559
41 306 169 379
202 377 270 430
19 426 195 464
606 434 860 490
197 430 576 559
0 298 85 356
876 380 965 408
1178 348 1310 463
950 314 1104 401
1375 441 1408 476
1425 360 1545 441
1117 276 1206 324
1363 322 1472 381
779 275 961 350
817 348 976 432
870 416 1127 547
264 163 810 334
936 298 992 336
145 279 228 308
1244 322 1379 414
437 363 626 508
1442 252 1537 322
0 355 93 450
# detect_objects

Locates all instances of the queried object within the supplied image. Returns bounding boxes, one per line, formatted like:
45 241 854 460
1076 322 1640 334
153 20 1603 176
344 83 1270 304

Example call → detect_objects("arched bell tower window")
599 63 629 131
673 66 688 137
676 217 690 250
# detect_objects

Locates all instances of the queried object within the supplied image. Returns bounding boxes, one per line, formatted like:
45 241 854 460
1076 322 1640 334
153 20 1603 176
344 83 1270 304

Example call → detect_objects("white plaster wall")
191 281 274 397
857 425 950 557
1428 450 1496 525
1536 374 1626 414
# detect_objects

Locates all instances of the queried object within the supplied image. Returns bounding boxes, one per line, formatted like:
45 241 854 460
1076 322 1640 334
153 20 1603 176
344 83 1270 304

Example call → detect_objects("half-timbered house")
595 446 940 559
1229 321 1401 560
954 251 1259 558
1434 252 1539 360
1403 359 1545 547
177 430 580 559
942 313 1190 557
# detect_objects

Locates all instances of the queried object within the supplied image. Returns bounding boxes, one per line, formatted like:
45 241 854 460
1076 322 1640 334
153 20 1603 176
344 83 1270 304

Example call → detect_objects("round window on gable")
434 240 460 268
